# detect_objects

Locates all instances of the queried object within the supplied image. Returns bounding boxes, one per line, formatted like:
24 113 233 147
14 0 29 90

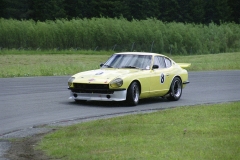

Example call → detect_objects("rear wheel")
126 82 140 106
167 77 182 101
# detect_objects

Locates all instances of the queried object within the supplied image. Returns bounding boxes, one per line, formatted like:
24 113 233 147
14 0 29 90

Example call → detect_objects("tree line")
0 0 239 24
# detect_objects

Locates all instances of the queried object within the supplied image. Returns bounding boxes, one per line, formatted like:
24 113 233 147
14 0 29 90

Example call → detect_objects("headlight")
68 77 75 87
110 78 123 88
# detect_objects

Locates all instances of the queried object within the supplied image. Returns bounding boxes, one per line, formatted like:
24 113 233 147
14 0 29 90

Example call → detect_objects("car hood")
72 68 140 84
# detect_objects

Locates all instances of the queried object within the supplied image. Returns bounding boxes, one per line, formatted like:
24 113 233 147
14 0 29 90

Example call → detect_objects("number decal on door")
160 73 165 84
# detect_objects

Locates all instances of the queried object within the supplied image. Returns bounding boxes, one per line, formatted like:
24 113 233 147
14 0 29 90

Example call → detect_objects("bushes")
0 18 240 54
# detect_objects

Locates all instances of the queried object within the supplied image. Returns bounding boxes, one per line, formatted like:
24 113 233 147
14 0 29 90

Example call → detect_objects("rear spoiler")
177 63 191 68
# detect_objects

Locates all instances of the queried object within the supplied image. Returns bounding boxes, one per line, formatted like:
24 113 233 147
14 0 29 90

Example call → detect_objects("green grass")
1 51 239 159
0 51 240 78
0 51 112 77
38 102 240 160
1 18 240 54
173 52 240 71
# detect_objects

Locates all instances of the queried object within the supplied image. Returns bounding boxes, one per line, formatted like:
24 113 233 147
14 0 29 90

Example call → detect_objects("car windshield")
102 54 152 70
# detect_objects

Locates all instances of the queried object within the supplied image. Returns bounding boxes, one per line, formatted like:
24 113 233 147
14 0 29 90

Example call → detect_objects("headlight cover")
68 77 75 87
110 78 123 88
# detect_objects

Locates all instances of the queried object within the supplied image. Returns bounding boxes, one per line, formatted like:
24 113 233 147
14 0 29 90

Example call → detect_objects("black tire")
167 77 182 101
126 81 140 106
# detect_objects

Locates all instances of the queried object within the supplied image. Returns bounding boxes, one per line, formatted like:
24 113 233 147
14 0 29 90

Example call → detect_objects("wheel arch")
128 80 141 95
172 75 182 85
168 75 182 93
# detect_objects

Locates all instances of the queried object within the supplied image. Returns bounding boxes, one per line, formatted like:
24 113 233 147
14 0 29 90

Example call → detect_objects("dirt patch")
5 133 56 160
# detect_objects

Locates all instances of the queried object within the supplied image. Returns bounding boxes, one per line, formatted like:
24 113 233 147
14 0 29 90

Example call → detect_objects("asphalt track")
0 71 240 136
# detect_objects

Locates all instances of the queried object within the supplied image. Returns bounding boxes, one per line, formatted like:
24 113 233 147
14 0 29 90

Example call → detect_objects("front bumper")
69 89 127 101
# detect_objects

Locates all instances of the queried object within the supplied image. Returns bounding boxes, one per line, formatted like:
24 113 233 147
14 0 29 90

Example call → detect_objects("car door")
149 56 172 96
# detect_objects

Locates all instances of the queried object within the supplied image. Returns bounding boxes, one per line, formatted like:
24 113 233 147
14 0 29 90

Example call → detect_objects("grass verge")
0 51 240 78
37 102 240 160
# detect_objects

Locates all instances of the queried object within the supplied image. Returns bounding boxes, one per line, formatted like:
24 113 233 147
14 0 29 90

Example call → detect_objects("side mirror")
100 63 104 67
152 65 159 69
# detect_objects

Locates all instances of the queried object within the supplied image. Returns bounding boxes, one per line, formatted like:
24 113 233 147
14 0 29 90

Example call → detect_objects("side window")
165 58 172 68
154 56 166 69
154 57 160 68
142 55 152 69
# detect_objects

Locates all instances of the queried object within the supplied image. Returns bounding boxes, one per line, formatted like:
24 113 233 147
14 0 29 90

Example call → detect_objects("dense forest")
1 0 240 54
0 0 240 24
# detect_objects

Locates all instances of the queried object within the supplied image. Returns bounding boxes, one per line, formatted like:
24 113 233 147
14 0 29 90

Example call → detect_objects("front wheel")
167 77 182 101
126 82 140 106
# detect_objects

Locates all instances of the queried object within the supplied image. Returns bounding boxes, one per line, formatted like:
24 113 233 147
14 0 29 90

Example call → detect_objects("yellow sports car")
68 52 190 106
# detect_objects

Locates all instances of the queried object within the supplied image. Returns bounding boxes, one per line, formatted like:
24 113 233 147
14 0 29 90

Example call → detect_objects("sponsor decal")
95 71 104 75
89 78 95 82
104 78 110 83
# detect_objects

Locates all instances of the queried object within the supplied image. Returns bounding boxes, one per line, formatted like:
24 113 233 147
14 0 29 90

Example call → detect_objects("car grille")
74 83 109 89
72 83 112 94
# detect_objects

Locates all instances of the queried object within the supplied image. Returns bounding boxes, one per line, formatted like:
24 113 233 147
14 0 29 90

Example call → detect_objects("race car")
68 52 190 106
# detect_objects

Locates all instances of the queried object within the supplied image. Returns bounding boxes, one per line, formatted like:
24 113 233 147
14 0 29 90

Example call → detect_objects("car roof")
115 52 166 57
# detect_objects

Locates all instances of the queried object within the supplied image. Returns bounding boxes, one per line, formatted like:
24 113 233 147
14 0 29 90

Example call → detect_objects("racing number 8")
160 73 165 84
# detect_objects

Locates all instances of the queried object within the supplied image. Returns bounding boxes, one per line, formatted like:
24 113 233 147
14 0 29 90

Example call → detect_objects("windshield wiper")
121 65 140 69
102 64 113 68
